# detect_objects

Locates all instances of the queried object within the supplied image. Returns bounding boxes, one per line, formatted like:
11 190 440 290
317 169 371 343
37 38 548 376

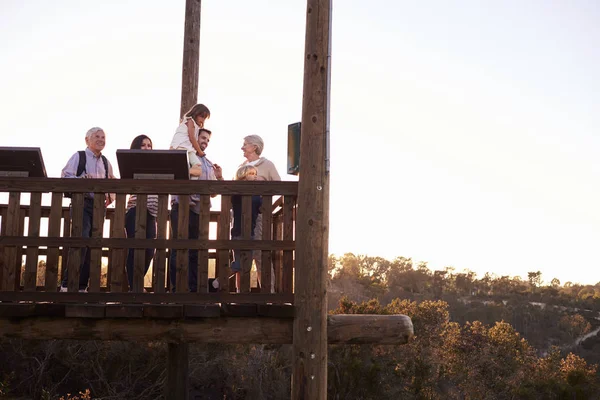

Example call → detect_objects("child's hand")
196 150 205 157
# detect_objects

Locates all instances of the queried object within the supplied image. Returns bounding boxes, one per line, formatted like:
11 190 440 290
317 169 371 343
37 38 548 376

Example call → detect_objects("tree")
528 271 543 293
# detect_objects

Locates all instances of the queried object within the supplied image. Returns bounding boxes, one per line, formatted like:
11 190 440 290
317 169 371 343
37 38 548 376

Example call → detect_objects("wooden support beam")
293 0 332 399
172 0 202 396
167 343 189 400
179 0 202 119
0 314 413 344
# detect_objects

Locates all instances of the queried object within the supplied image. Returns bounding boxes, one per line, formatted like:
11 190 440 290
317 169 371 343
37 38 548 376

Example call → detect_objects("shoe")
78 289 88 293
212 279 219 289
59 286 68 292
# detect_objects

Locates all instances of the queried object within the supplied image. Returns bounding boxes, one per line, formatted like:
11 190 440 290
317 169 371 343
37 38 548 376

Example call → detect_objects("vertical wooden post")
167 343 189 400
292 0 332 399
168 1 201 399
180 0 202 119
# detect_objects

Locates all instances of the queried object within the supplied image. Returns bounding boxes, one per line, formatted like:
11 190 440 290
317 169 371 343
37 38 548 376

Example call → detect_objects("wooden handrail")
0 179 297 298
0 178 298 195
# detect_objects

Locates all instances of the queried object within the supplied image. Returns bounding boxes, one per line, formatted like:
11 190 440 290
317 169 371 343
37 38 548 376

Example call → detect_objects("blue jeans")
62 198 101 290
125 207 157 290
169 203 200 292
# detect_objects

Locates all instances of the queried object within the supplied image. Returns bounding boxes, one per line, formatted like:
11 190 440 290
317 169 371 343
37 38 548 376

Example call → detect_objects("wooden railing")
0 178 297 304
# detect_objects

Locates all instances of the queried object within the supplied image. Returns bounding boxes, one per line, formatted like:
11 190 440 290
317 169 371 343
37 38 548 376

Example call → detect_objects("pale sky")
1 1 599 285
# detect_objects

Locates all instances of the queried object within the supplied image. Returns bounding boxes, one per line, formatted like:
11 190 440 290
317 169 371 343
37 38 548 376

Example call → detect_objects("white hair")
86 127 104 139
244 134 264 156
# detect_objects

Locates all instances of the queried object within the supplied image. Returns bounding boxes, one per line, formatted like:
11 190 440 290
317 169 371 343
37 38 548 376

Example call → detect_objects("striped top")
127 194 159 217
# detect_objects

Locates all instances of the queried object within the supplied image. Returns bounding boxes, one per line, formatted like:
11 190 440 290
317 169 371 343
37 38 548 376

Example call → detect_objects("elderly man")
60 127 116 292
169 128 223 292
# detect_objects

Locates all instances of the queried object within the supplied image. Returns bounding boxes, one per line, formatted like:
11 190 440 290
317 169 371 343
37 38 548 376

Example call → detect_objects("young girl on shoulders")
169 104 211 171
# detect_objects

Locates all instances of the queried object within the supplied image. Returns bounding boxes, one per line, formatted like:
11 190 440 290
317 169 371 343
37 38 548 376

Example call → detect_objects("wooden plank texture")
0 314 413 345
23 192 42 291
44 192 63 291
175 196 190 293
133 194 147 293
66 194 84 292
198 195 211 293
292 1 332 398
240 195 252 293
88 193 105 292
1 192 21 291
0 291 293 304
260 196 273 293
217 195 231 293
153 194 169 293
109 194 127 292
0 237 295 251
282 196 295 294
0 178 298 196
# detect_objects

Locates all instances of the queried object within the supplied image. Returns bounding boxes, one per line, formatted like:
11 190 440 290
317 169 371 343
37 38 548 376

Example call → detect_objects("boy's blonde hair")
235 165 258 181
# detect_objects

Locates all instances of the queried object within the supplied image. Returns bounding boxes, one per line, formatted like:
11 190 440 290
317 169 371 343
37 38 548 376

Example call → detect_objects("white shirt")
170 117 200 151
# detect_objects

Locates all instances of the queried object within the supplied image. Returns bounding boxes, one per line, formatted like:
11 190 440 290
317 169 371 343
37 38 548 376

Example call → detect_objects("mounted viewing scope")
116 149 190 180
0 147 47 178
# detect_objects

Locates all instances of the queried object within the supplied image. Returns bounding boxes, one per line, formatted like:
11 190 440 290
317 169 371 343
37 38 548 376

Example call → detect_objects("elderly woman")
239 135 280 291
241 134 281 181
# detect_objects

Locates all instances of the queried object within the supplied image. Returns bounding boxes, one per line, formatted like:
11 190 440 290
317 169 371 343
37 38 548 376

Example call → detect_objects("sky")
1 1 599 285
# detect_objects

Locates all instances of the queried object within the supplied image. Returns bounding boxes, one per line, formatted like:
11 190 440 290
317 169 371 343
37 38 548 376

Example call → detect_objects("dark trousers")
169 203 200 292
125 207 157 290
62 198 101 290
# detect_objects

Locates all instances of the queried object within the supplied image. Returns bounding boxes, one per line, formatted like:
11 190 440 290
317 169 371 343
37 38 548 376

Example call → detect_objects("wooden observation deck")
0 1 413 398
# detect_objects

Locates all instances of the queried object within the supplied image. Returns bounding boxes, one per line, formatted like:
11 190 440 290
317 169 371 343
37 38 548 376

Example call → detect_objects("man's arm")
106 160 116 206
61 152 80 178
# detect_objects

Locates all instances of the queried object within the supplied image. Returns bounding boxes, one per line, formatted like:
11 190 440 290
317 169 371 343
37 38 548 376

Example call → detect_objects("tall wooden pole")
292 1 332 399
179 0 201 119
167 1 201 399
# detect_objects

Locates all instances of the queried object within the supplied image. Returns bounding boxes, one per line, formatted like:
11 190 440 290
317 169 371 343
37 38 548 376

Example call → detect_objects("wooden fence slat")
60 208 71 284
198 195 211 293
15 207 27 288
0 207 4 287
15 208 26 289
109 194 126 292
24 192 42 291
133 194 147 293
176 196 190 293
67 194 84 292
240 195 252 293
2 192 21 291
44 193 63 291
217 195 231 293
261 196 273 293
273 215 283 293
282 196 295 294
88 193 105 293
153 194 169 293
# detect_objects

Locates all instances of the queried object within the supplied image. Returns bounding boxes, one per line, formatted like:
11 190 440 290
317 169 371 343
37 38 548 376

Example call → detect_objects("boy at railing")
230 165 262 292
